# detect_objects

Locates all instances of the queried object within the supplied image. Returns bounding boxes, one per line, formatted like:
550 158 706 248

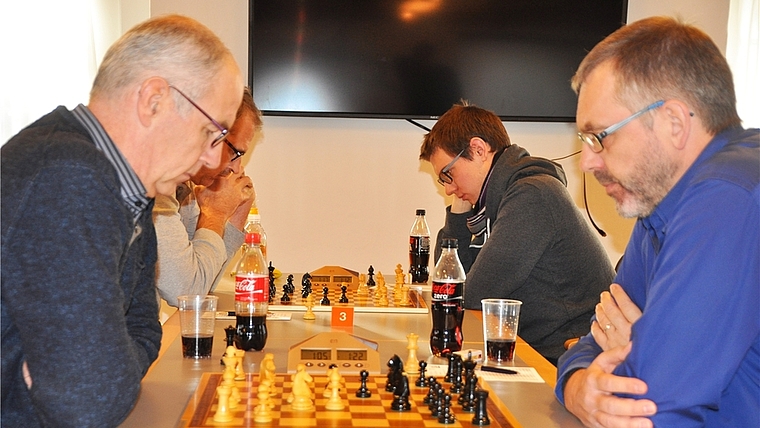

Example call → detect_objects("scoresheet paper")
424 363 545 383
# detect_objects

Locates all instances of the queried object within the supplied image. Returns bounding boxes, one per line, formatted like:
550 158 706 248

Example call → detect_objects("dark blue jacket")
1 107 162 427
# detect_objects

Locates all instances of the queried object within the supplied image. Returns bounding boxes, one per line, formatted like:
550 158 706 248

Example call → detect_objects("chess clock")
309 266 359 290
287 332 381 374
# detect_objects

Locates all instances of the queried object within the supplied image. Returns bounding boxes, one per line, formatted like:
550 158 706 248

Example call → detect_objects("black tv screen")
249 0 627 122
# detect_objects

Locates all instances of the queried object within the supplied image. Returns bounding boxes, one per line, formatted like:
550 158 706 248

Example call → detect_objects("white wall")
148 0 730 276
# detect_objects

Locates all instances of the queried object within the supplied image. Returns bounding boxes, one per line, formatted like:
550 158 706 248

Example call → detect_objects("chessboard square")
421 420 464 428
350 419 390 427
343 404 386 414
315 411 352 420
279 417 317 427
384 411 423 421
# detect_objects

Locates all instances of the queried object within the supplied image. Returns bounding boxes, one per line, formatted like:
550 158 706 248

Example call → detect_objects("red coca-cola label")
235 274 269 303
431 280 463 301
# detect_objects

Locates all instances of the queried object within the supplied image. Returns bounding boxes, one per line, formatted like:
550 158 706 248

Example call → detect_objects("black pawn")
320 286 331 305
280 286 291 304
438 393 457 424
356 369 372 398
423 377 437 405
367 265 376 286
472 390 491 426
431 385 444 415
415 360 428 387
339 285 349 303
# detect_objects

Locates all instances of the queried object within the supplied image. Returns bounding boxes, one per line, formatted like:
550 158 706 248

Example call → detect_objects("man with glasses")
154 88 262 307
419 101 615 365
1 15 243 427
556 17 759 427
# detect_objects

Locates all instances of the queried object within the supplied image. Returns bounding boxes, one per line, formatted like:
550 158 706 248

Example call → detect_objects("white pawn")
253 383 273 423
324 369 345 411
213 385 234 423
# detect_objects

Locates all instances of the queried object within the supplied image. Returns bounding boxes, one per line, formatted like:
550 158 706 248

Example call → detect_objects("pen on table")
479 366 518 375
219 311 235 317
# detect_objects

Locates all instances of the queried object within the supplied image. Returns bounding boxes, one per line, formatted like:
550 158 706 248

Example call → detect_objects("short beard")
595 139 678 218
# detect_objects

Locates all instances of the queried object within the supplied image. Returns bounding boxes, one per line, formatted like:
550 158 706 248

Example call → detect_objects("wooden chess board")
269 285 428 314
179 372 518 427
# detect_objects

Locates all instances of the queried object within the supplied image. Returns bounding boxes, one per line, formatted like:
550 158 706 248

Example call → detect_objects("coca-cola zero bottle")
409 209 431 283
234 232 269 351
430 238 466 356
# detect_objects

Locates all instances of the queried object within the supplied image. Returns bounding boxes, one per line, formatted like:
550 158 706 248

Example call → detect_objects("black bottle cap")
416 209 426 216
441 238 458 249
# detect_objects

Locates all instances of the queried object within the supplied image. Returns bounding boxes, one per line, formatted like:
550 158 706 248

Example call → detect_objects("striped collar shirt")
71 104 150 219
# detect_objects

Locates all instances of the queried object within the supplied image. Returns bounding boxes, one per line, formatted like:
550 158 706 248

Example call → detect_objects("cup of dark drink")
178 295 218 359
481 299 522 365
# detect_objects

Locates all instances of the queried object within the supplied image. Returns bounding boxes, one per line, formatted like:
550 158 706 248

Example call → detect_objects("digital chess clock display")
332 276 353 284
300 349 331 360
336 349 367 361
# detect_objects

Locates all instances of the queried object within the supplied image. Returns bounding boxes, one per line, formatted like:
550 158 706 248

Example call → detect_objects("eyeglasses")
225 139 245 162
578 100 664 153
169 85 228 147
437 148 466 185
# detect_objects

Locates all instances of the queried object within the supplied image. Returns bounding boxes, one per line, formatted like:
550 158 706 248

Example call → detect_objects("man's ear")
468 136 489 158
136 77 170 127
660 99 692 150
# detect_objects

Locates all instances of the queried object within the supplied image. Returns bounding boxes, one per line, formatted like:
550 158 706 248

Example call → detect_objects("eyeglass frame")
224 138 246 162
437 148 467 185
168 85 229 147
578 100 664 153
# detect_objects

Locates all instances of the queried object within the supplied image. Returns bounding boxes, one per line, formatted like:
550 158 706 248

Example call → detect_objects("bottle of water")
234 232 268 351
243 206 267 259
429 238 466 356
409 209 430 283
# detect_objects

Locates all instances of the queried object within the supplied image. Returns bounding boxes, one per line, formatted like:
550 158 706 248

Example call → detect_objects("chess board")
269 285 428 314
179 372 518 427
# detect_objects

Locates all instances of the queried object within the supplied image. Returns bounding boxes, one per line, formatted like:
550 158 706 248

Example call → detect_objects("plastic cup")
178 295 218 358
481 299 522 365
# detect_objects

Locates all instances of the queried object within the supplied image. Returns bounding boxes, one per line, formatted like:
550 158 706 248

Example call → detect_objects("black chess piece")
367 265 376 286
438 393 457 424
390 375 411 411
224 325 236 347
431 385 444 415
423 377 437 405
280 286 291 304
285 274 295 294
460 373 479 411
444 353 456 383
415 360 428 387
450 357 463 394
301 272 312 289
356 370 372 398
338 285 349 303
320 286 331 305
386 355 402 392
472 390 491 426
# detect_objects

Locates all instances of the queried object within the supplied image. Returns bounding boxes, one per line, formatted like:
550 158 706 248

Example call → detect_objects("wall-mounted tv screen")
249 0 627 122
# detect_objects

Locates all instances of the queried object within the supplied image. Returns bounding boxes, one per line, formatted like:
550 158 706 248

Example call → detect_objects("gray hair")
91 14 234 115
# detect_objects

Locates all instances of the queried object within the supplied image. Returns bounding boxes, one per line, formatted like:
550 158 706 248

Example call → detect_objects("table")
121 289 582 427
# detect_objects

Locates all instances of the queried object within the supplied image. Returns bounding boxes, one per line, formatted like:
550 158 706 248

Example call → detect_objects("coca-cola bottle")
409 209 430 283
234 232 269 351
430 238 466 356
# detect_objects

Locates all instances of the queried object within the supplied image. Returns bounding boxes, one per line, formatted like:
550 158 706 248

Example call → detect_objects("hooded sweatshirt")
435 144 614 364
